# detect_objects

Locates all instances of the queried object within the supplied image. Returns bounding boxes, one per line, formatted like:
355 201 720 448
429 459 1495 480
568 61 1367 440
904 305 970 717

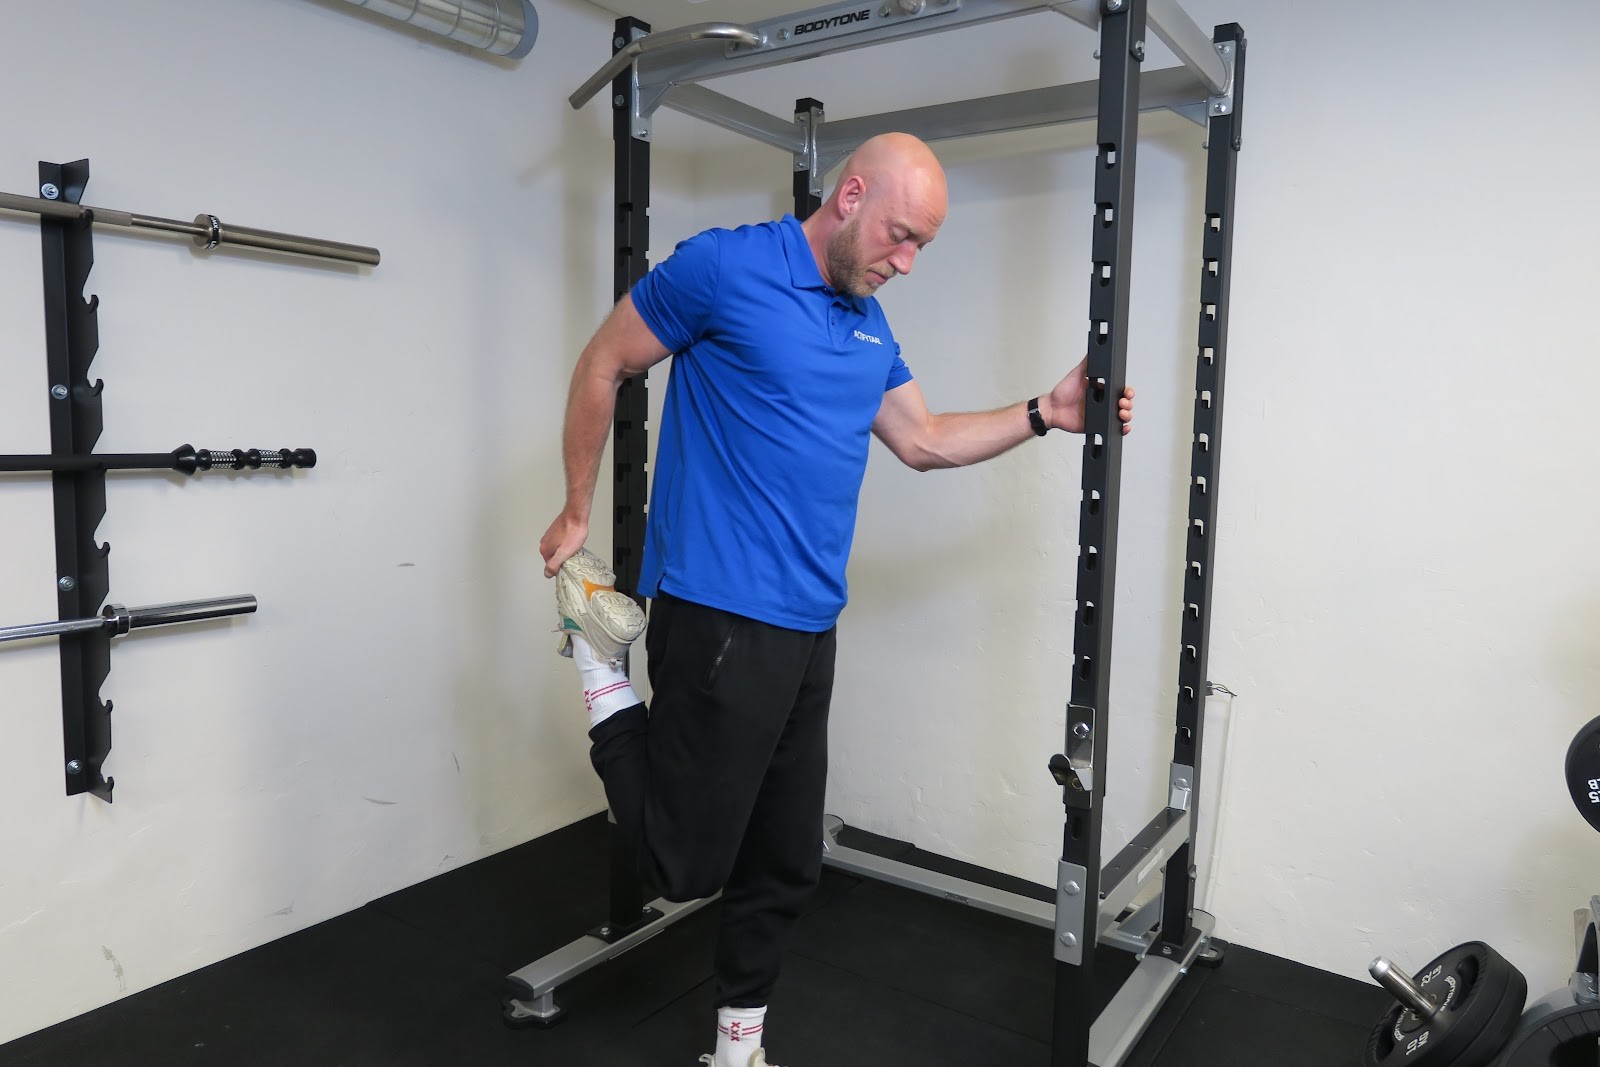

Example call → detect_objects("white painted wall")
667 0 1600 998
4 0 1600 1047
0 0 710 1043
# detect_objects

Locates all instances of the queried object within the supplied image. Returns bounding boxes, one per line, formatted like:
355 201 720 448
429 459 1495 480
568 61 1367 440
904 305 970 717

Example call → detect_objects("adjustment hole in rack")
1208 213 1222 232
1082 602 1096 626
1100 203 1115 227
1102 144 1118 168
1096 261 1112 287
1084 545 1099 571
1202 346 1215 365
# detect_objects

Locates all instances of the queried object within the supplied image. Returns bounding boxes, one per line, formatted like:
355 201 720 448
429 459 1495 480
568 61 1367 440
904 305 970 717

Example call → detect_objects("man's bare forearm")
915 397 1051 470
559 352 629 522
540 296 670 574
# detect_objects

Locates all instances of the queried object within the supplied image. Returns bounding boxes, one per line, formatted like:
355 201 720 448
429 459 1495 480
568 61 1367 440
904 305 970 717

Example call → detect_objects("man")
540 133 1134 1067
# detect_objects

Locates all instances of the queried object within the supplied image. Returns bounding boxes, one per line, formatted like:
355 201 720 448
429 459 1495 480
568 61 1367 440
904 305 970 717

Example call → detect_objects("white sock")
715 1005 766 1067
569 634 641 729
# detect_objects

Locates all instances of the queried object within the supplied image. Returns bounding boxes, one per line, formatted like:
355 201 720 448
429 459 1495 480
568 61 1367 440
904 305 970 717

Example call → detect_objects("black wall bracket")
38 158 114 801
15 159 323 800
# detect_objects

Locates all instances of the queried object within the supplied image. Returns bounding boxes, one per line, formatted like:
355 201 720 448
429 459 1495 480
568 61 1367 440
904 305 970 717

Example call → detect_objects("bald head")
802 133 947 297
839 133 947 212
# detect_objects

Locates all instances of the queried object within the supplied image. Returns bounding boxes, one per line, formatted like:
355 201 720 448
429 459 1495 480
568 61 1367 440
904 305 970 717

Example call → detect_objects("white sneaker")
696 1052 783 1067
554 547 646 666
694 1049 780 1067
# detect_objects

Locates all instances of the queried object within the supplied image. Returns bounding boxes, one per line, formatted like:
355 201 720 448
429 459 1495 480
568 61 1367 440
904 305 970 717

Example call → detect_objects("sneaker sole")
557 549 646 658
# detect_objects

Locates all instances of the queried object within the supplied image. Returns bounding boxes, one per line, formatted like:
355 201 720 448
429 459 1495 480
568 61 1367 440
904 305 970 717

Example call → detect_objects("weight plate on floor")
1565 717 1600 833
1499 1001 1600 1065
1363 942 1525 1067
1448 957 1527 1067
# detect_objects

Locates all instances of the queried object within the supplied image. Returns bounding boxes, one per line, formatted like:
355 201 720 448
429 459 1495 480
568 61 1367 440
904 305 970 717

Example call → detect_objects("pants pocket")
701 618 741 691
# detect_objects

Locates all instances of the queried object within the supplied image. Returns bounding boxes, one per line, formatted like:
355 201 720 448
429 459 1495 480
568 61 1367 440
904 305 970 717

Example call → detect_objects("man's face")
826 181 945 298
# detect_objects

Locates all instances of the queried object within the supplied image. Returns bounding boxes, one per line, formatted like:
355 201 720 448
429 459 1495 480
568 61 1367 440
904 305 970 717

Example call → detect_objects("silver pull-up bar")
0 596 258 646
568 23 763 110
0 190 380 266
570 1 1232 135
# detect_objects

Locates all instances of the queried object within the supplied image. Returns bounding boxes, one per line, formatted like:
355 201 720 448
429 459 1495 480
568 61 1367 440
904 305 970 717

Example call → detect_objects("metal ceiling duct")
339 0 538 57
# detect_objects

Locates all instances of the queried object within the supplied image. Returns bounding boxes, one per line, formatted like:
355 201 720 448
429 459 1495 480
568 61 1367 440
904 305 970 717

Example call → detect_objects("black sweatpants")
587 592 836 1008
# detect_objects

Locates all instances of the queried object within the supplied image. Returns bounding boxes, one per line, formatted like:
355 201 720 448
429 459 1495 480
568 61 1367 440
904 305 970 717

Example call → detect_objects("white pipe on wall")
340 0 538 57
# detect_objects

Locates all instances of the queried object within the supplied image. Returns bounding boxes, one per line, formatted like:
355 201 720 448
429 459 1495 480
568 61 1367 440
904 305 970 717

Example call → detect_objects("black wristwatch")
1026 397 1049 437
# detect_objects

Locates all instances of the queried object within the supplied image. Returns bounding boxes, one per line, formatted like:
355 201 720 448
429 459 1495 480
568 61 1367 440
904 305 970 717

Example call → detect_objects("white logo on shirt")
853 330 882 345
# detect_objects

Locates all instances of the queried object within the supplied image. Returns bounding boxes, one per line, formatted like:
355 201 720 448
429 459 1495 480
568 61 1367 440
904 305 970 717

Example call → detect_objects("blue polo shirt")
630 215 912 631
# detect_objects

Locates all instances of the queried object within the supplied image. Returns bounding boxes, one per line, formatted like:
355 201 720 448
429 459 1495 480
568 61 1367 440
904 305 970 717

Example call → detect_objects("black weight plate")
1429 943 1520 1065
1565 717 1600 833
1447 957 1526 1067
1366 946 1485 1065
1408 944 1505 1065
1365 1003 1412 1064
1364 942 1521 1067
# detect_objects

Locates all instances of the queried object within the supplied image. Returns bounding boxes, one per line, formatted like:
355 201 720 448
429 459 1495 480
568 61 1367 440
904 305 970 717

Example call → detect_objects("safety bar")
663 85 808 154
0 596 257 646
0 189 379 266
808 65 1214 171
1147 0 1228 96
568 22 763 110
